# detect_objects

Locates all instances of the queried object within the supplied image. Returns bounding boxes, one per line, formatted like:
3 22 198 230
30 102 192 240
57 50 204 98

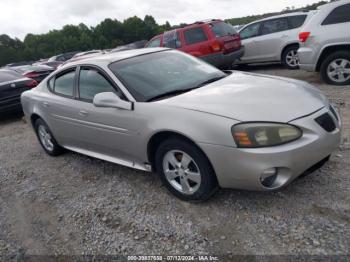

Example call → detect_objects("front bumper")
200 107 341 191
200 47 245 69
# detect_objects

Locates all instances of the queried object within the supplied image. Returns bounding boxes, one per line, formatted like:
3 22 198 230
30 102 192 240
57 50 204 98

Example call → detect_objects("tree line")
0 0 333 66
0 15 171 66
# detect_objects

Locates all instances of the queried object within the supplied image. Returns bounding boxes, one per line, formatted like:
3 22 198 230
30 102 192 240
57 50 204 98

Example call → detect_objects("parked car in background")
11 65 54 83
60 50 105 67
37 52 79 69
298 0 350 85
21 48 340 201
238 11 316 69
0 69 37 113
5 61 34 68
111 40 148 53
146 19 244 69
72 50 102 59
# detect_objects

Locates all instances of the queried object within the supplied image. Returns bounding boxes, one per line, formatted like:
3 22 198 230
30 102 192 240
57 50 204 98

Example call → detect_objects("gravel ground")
0 65 349 259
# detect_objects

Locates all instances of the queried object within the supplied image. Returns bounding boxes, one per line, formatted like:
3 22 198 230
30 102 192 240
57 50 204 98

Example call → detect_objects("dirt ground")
0 65 349 259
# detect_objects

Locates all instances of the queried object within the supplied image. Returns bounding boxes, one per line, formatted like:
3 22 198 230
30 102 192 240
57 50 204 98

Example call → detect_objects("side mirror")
93 92 133 111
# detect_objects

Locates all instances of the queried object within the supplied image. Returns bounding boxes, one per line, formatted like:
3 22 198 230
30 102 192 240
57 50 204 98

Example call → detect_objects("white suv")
238 12 315 69
298 0 350 85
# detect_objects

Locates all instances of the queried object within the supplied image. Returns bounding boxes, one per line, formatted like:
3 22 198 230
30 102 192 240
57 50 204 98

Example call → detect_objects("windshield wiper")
147 75 227 102
147 89 193 102
191 75 227 89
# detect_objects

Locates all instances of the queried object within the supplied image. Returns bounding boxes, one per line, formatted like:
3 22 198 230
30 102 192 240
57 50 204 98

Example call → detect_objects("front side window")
163 30 182 49
147 37 161 48
322 3 350 25
288 15 307 29
78 68 116 101
109 50 226 102
184 27 208 45
240 23 260 40
261 18 288 35
54 70 75 97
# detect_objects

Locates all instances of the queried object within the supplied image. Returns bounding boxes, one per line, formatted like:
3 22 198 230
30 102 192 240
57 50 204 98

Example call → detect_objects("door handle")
79 110 89 117
281 35 288 38
42 102 50 108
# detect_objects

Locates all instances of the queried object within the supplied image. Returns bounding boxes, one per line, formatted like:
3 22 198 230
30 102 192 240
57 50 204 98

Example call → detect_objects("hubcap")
327 58 350 83
286 50 299 67
38 125 54 152
162 150 201 195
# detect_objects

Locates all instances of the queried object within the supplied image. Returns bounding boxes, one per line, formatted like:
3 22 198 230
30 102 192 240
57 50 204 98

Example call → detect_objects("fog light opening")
260 168 278 188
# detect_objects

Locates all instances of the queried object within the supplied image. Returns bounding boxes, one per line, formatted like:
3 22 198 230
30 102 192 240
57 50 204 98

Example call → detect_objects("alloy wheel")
162 150 201 195
285 50 299 68
327 58 350 83
38 125 54 152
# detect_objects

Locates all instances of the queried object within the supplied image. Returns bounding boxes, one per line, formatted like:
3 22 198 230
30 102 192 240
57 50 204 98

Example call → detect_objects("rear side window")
54 70 75 97
78 68 116 101
322 3 350 25
184 27 208 45
0 70 22 82
261 18 288 35
209 22 237 37
163 30 182 48
288 15 307 29
240 23 260 40
147 37 161 48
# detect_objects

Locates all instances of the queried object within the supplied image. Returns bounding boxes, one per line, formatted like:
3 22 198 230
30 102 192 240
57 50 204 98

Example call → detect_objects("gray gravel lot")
0 65 349 259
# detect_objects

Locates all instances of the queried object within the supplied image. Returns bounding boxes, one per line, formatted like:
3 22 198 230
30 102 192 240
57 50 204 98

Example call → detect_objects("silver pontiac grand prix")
21 48 341 201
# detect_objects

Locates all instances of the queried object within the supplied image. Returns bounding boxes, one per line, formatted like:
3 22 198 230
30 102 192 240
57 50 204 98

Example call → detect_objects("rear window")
0 70 22 82
322 3 350 25
209 22 237 37
288 15 307 29
184 27 208 45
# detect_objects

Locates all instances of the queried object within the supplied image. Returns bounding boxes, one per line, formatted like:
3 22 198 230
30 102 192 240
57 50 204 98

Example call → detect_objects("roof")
62 48 170 68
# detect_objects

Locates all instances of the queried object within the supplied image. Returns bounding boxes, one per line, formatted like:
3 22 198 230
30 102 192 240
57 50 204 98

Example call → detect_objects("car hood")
159 71 328 122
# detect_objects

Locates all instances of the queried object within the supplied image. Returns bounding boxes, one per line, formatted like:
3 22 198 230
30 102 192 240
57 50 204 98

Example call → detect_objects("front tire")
282 45 300 70
34 118 64 156
320 51 350 86
155 138 218 201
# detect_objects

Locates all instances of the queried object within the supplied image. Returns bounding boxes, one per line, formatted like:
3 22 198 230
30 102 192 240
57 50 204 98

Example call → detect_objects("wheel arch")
316 44 350 72
281 43 300 61
30 113 42 128
147 131 216 177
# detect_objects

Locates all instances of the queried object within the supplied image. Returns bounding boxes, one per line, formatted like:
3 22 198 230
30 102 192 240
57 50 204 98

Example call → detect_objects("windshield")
109 50 226 102
209 22 237 37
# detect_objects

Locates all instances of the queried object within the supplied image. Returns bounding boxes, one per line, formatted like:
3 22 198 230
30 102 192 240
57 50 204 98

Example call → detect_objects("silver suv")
238 12 315 69
298 0 350 85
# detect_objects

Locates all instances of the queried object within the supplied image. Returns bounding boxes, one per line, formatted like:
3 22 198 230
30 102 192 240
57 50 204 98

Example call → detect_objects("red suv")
146 19 244 68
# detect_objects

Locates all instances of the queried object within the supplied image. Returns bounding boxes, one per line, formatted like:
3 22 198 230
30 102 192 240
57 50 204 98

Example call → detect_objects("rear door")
253 18 289 61
43 68 84 148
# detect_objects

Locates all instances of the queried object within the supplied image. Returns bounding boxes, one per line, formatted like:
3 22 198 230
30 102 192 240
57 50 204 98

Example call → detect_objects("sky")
1 0 322 40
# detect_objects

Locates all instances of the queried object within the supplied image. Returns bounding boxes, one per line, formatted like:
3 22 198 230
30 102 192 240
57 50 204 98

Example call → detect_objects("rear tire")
282 45 300 70
320 51 350 86
34 118 64 156
155 138 218 201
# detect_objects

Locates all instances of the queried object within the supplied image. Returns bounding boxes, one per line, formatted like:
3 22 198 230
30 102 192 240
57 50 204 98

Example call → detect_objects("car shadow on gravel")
0 111 24 125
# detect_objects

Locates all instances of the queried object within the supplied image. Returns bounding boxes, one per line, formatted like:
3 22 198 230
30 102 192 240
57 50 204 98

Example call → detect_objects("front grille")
315 113 336 132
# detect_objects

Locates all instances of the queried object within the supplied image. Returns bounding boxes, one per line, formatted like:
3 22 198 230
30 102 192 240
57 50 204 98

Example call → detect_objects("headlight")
232 123 302 148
